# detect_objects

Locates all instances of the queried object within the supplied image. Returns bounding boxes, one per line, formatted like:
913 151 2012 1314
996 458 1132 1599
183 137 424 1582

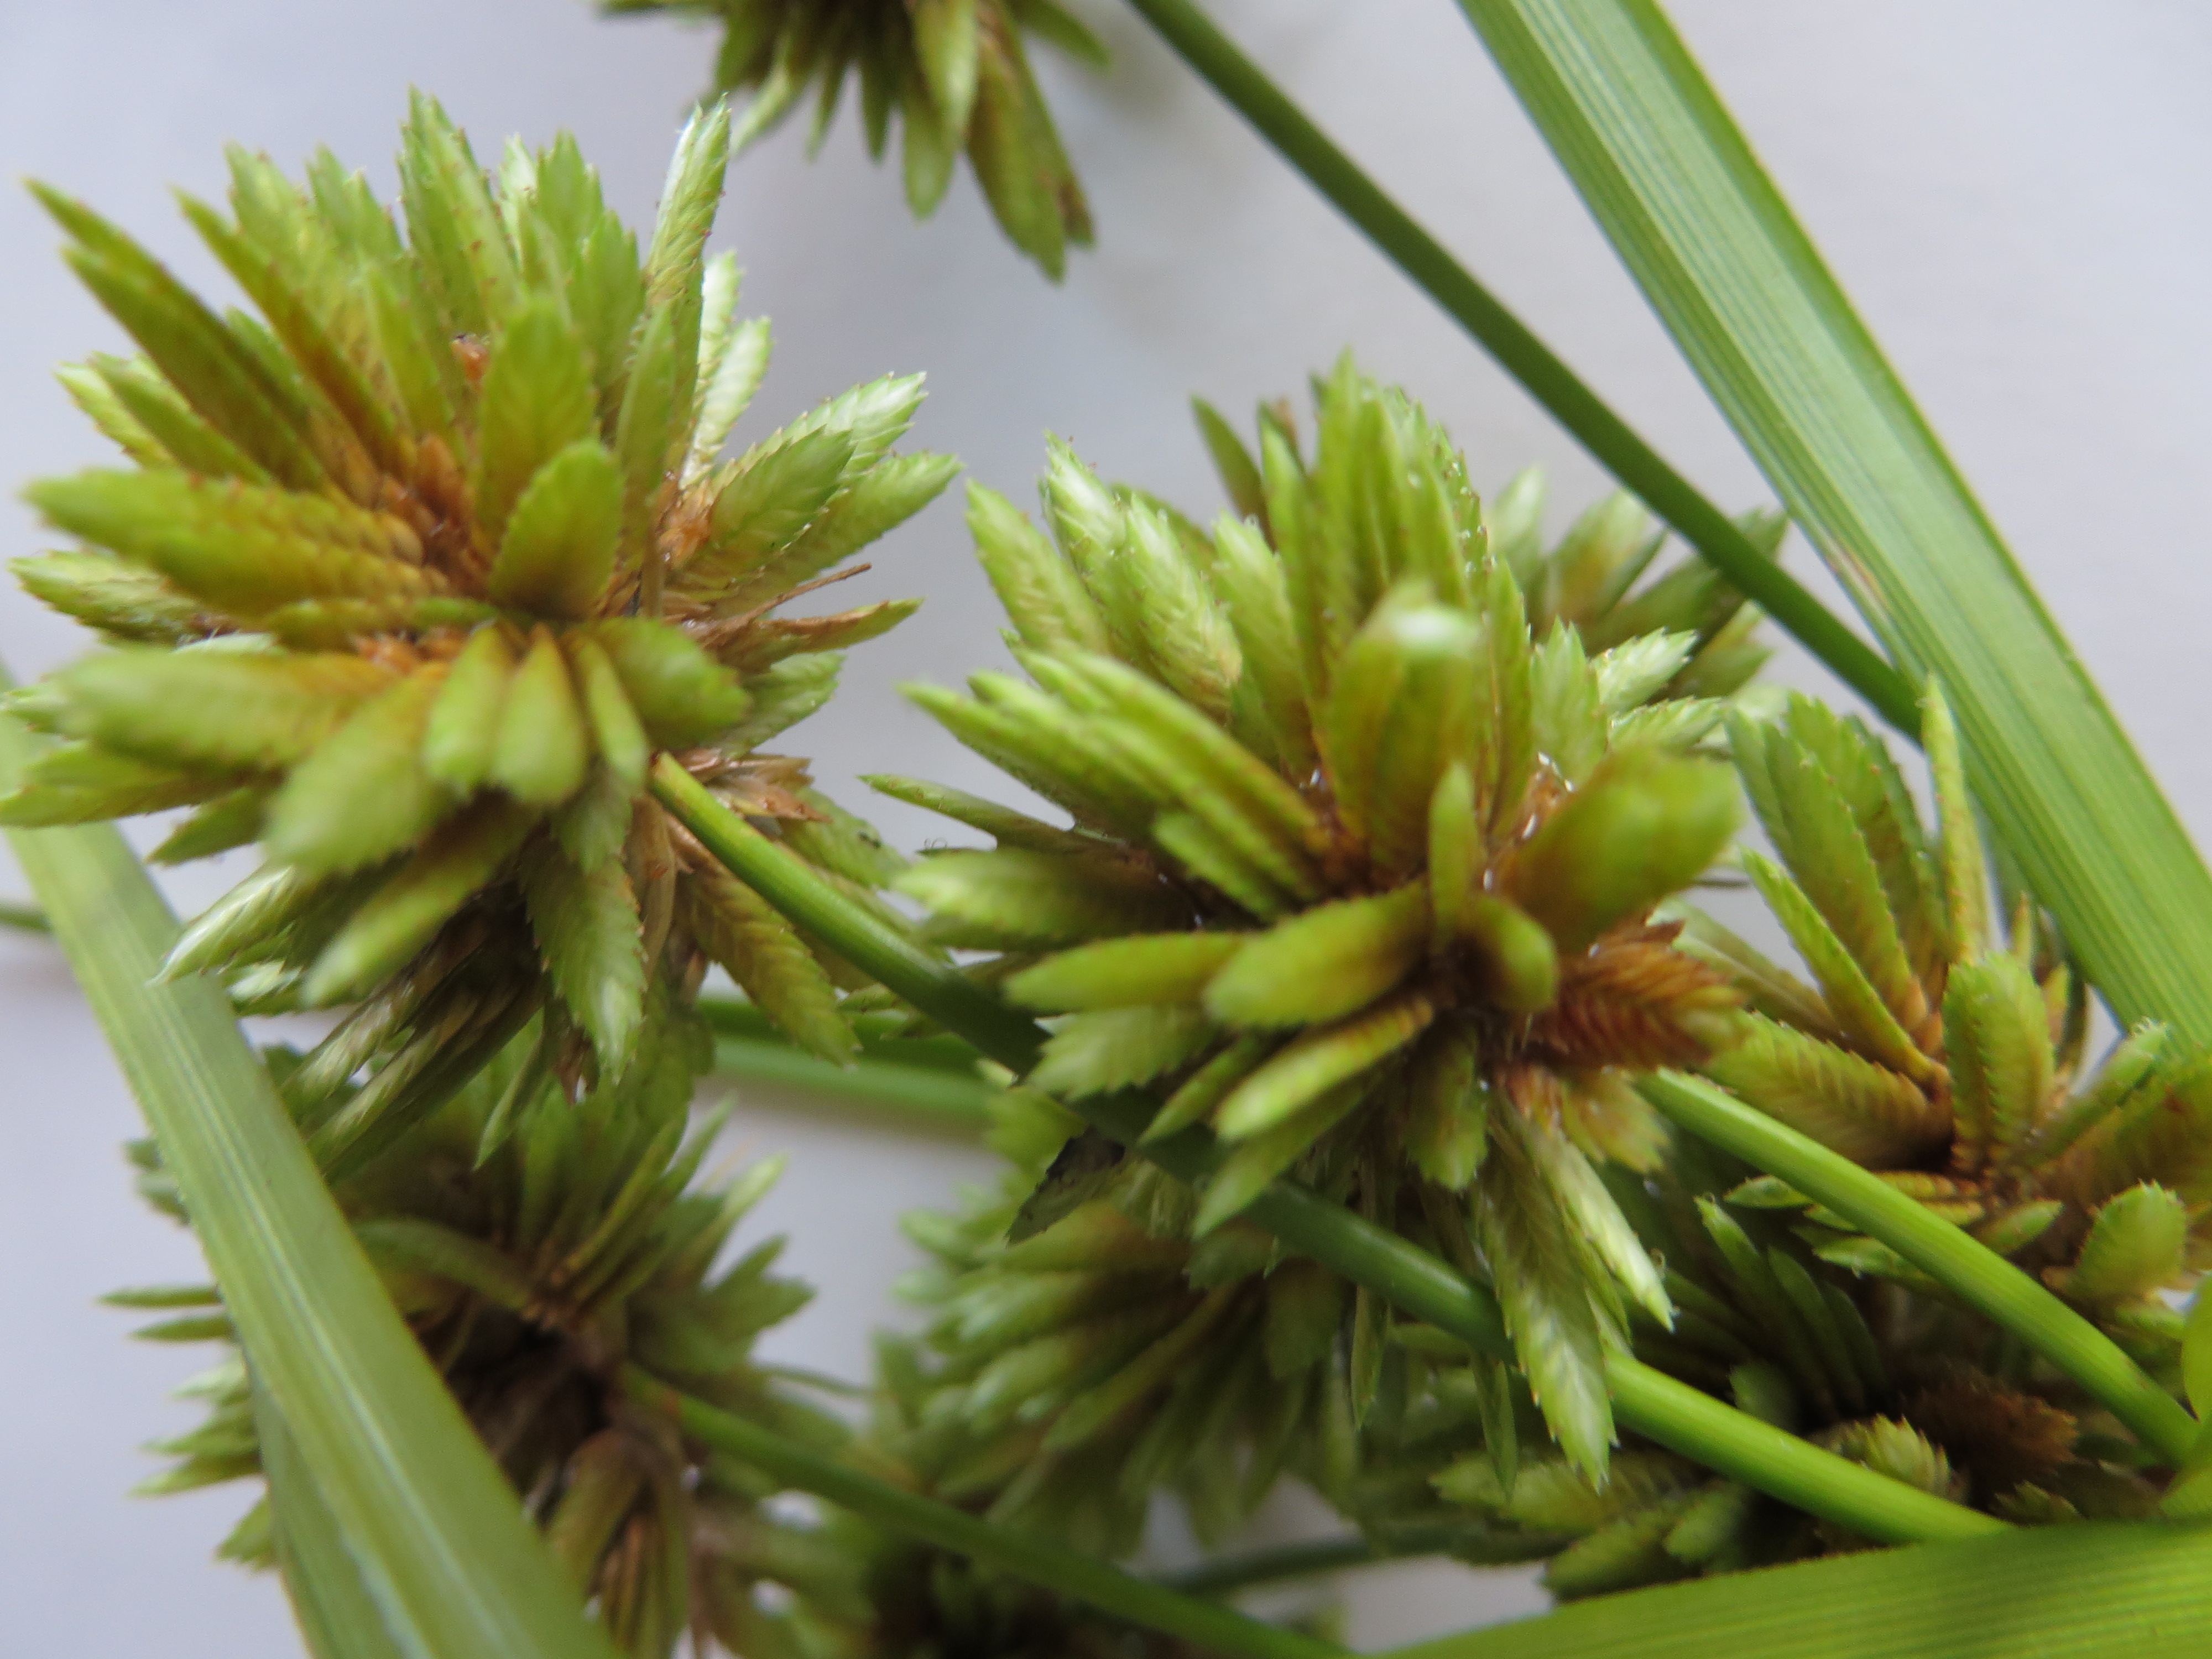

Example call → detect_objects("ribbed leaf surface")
1455 0 2212 1040
0 700 614 1659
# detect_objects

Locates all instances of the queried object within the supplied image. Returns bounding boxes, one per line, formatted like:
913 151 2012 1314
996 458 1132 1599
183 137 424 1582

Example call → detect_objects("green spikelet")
1030 1006 1218 1099
12 550 208 641
1706 1015 1947 1167
896 848 1191 951
898 359 1765 1474
264 665 447 873
1005 933 1248 1011
32 646 393 776
2053 1184 2189 1307
488 439 625 617
305 801 537 1002
0 740 237 826
520 840 646 1072
1213 992 1437 1141
1507 748 1740 955
967 481 1112 657
604 0 1098 278
886 1088 1354 1563
489 627 592 808
14 102 942 1101
1204 885 1430 1028
1944 950 2056 1175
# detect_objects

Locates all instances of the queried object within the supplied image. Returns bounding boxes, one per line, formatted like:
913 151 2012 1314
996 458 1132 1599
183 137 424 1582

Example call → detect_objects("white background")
1 0 2208 1649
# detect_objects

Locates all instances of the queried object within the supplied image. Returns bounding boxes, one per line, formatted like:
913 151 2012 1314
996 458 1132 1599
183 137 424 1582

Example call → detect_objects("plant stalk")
626 1369 1347 1659
1640 1070 2198 1463
652 760 2002 1545
711 1034 996 1134
1118 0 1916 735
1160 1530 1463 1597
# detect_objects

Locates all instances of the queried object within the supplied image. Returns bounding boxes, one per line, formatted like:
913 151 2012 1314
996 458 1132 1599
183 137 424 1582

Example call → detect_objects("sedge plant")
7 7 2212 1659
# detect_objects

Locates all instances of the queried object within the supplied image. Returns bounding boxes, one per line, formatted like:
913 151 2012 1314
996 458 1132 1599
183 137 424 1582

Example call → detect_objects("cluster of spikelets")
123 1030 1244 1658
121 994 863 1656
880 359 1772 1471
1366 692 2212 1600
1407 1135 2164 1598
886 1087 1359 1560
1678 691 2212 1366
604 0 1102 276
1 99 952 1168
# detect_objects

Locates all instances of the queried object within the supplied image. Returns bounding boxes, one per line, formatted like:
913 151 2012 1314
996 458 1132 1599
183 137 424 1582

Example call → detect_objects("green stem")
1640 1070 2198 1464
625 1369 1346 1659
657 760 1046 1071
653 761 2001 1545
1118 0 1916 736
711 1035 995 1134
0 897 51 933
1160 1531 1455 1597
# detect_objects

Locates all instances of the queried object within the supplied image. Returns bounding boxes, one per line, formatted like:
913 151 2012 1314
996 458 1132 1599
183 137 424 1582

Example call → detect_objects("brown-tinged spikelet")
117 994 853 1657
1404 1126 2159 1597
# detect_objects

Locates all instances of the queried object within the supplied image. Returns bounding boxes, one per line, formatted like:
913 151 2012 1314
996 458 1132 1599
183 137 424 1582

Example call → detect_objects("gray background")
2 0 2208 1649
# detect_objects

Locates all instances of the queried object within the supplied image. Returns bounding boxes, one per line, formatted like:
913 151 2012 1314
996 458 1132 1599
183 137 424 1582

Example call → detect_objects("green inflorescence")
602 0 1104 278
879 358 1777 1472
6 100 952 1171
118 995 850 1656
1687 690 2212 1363
28 52 2212 1659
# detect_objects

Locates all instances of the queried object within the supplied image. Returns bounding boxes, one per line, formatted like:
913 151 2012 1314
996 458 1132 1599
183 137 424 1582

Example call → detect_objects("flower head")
605 0 1102 278
1410 1125 2158 1598
1688 689 2212 1354
121 996 842 1656
5 98 950 1164
882 359 1764 1469
883 1088 1355 1559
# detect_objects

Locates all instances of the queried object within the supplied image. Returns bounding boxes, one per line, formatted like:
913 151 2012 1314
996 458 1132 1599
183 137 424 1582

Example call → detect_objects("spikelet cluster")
3 100 950 1167
1685 691 2212 1364
883 1088 1358 1559
604 0 1101 277
880 359 1768 1471
1410 1128 2159 1597
119 997 847 1656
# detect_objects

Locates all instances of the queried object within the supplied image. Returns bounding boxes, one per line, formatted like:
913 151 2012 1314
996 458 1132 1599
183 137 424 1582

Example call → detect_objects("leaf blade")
0 700 616 1659
1454 0 2212 1041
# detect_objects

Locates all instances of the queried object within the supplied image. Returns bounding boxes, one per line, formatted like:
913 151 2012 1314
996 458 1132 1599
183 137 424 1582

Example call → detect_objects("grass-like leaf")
1382 1520 2212 1659
0 696 616 1659
256 1394 411 1659
1453 0 2212 1042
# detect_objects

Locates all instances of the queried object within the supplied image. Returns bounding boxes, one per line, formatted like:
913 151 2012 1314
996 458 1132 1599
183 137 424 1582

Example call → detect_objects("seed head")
604 0 1102 278
884 358 1764 1471
5 99 947 1160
